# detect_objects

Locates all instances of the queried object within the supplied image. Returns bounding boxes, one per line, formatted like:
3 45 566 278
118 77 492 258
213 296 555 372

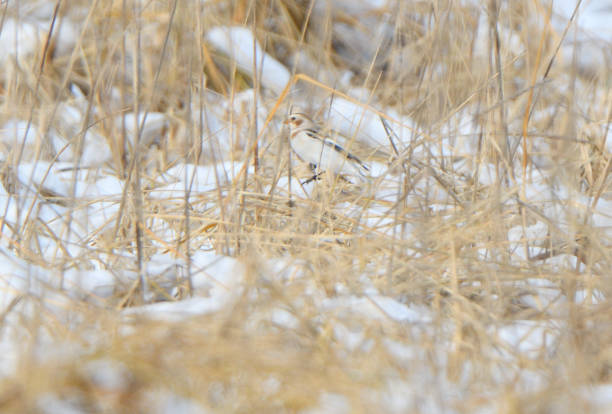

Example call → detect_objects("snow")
0 16 78 66
52 105 113 167
321 294 430 324
496 320 560 359
507 221 548 260
302 393 350 414
0 119 42 161
326 97 397 149
124 251 245 321
1 0 610 411
206 26 291 94
315 0 388 14
554 0 612 42
62 269 117 300
81 358 132 391
368 295 430 323
582 384 612 412
141 390 208 414
36 393 89 414
0 19 44 64
120 112 169 148
123 297 230 322
152 161 251 198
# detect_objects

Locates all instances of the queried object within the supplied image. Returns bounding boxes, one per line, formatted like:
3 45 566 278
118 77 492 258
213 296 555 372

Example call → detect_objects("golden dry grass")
0 0 611 412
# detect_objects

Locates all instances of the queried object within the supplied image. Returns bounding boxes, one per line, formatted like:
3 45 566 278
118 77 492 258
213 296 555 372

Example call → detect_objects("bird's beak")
283 119 290 125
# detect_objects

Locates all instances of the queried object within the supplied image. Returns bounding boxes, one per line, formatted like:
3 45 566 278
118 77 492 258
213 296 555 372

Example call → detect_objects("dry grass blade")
0 0 610 413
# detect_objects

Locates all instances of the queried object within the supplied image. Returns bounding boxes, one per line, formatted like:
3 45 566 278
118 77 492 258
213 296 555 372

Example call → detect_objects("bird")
283 112 370 184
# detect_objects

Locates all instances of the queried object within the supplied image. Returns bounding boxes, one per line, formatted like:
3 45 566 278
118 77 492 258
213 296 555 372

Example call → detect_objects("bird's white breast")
290 130 363 176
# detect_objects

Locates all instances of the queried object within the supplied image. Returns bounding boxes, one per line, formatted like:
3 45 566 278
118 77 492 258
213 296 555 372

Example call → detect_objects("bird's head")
284 112 316 131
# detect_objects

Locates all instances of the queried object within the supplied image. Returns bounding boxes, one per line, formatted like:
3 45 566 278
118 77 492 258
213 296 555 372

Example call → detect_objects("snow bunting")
284 112 370 183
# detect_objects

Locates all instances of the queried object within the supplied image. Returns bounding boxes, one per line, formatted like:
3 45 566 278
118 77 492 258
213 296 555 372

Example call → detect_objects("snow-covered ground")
0 0 611 412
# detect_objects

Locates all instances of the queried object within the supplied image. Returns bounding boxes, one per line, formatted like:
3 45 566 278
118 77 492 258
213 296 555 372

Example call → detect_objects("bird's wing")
301 129 370 174
319 137 369 171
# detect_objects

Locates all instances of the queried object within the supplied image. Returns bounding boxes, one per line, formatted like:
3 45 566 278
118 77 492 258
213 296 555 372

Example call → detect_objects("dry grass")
0 0 611 412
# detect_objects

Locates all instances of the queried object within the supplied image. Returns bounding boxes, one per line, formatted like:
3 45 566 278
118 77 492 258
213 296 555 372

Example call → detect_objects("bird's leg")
303 164 323 184
303 172 323 184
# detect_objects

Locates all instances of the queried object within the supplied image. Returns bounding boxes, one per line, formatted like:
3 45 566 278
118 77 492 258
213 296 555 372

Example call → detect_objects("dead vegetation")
0 0 611 412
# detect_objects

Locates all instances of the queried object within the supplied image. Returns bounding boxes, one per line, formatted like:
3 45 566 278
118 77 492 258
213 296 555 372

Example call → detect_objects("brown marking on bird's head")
285 113 310 128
